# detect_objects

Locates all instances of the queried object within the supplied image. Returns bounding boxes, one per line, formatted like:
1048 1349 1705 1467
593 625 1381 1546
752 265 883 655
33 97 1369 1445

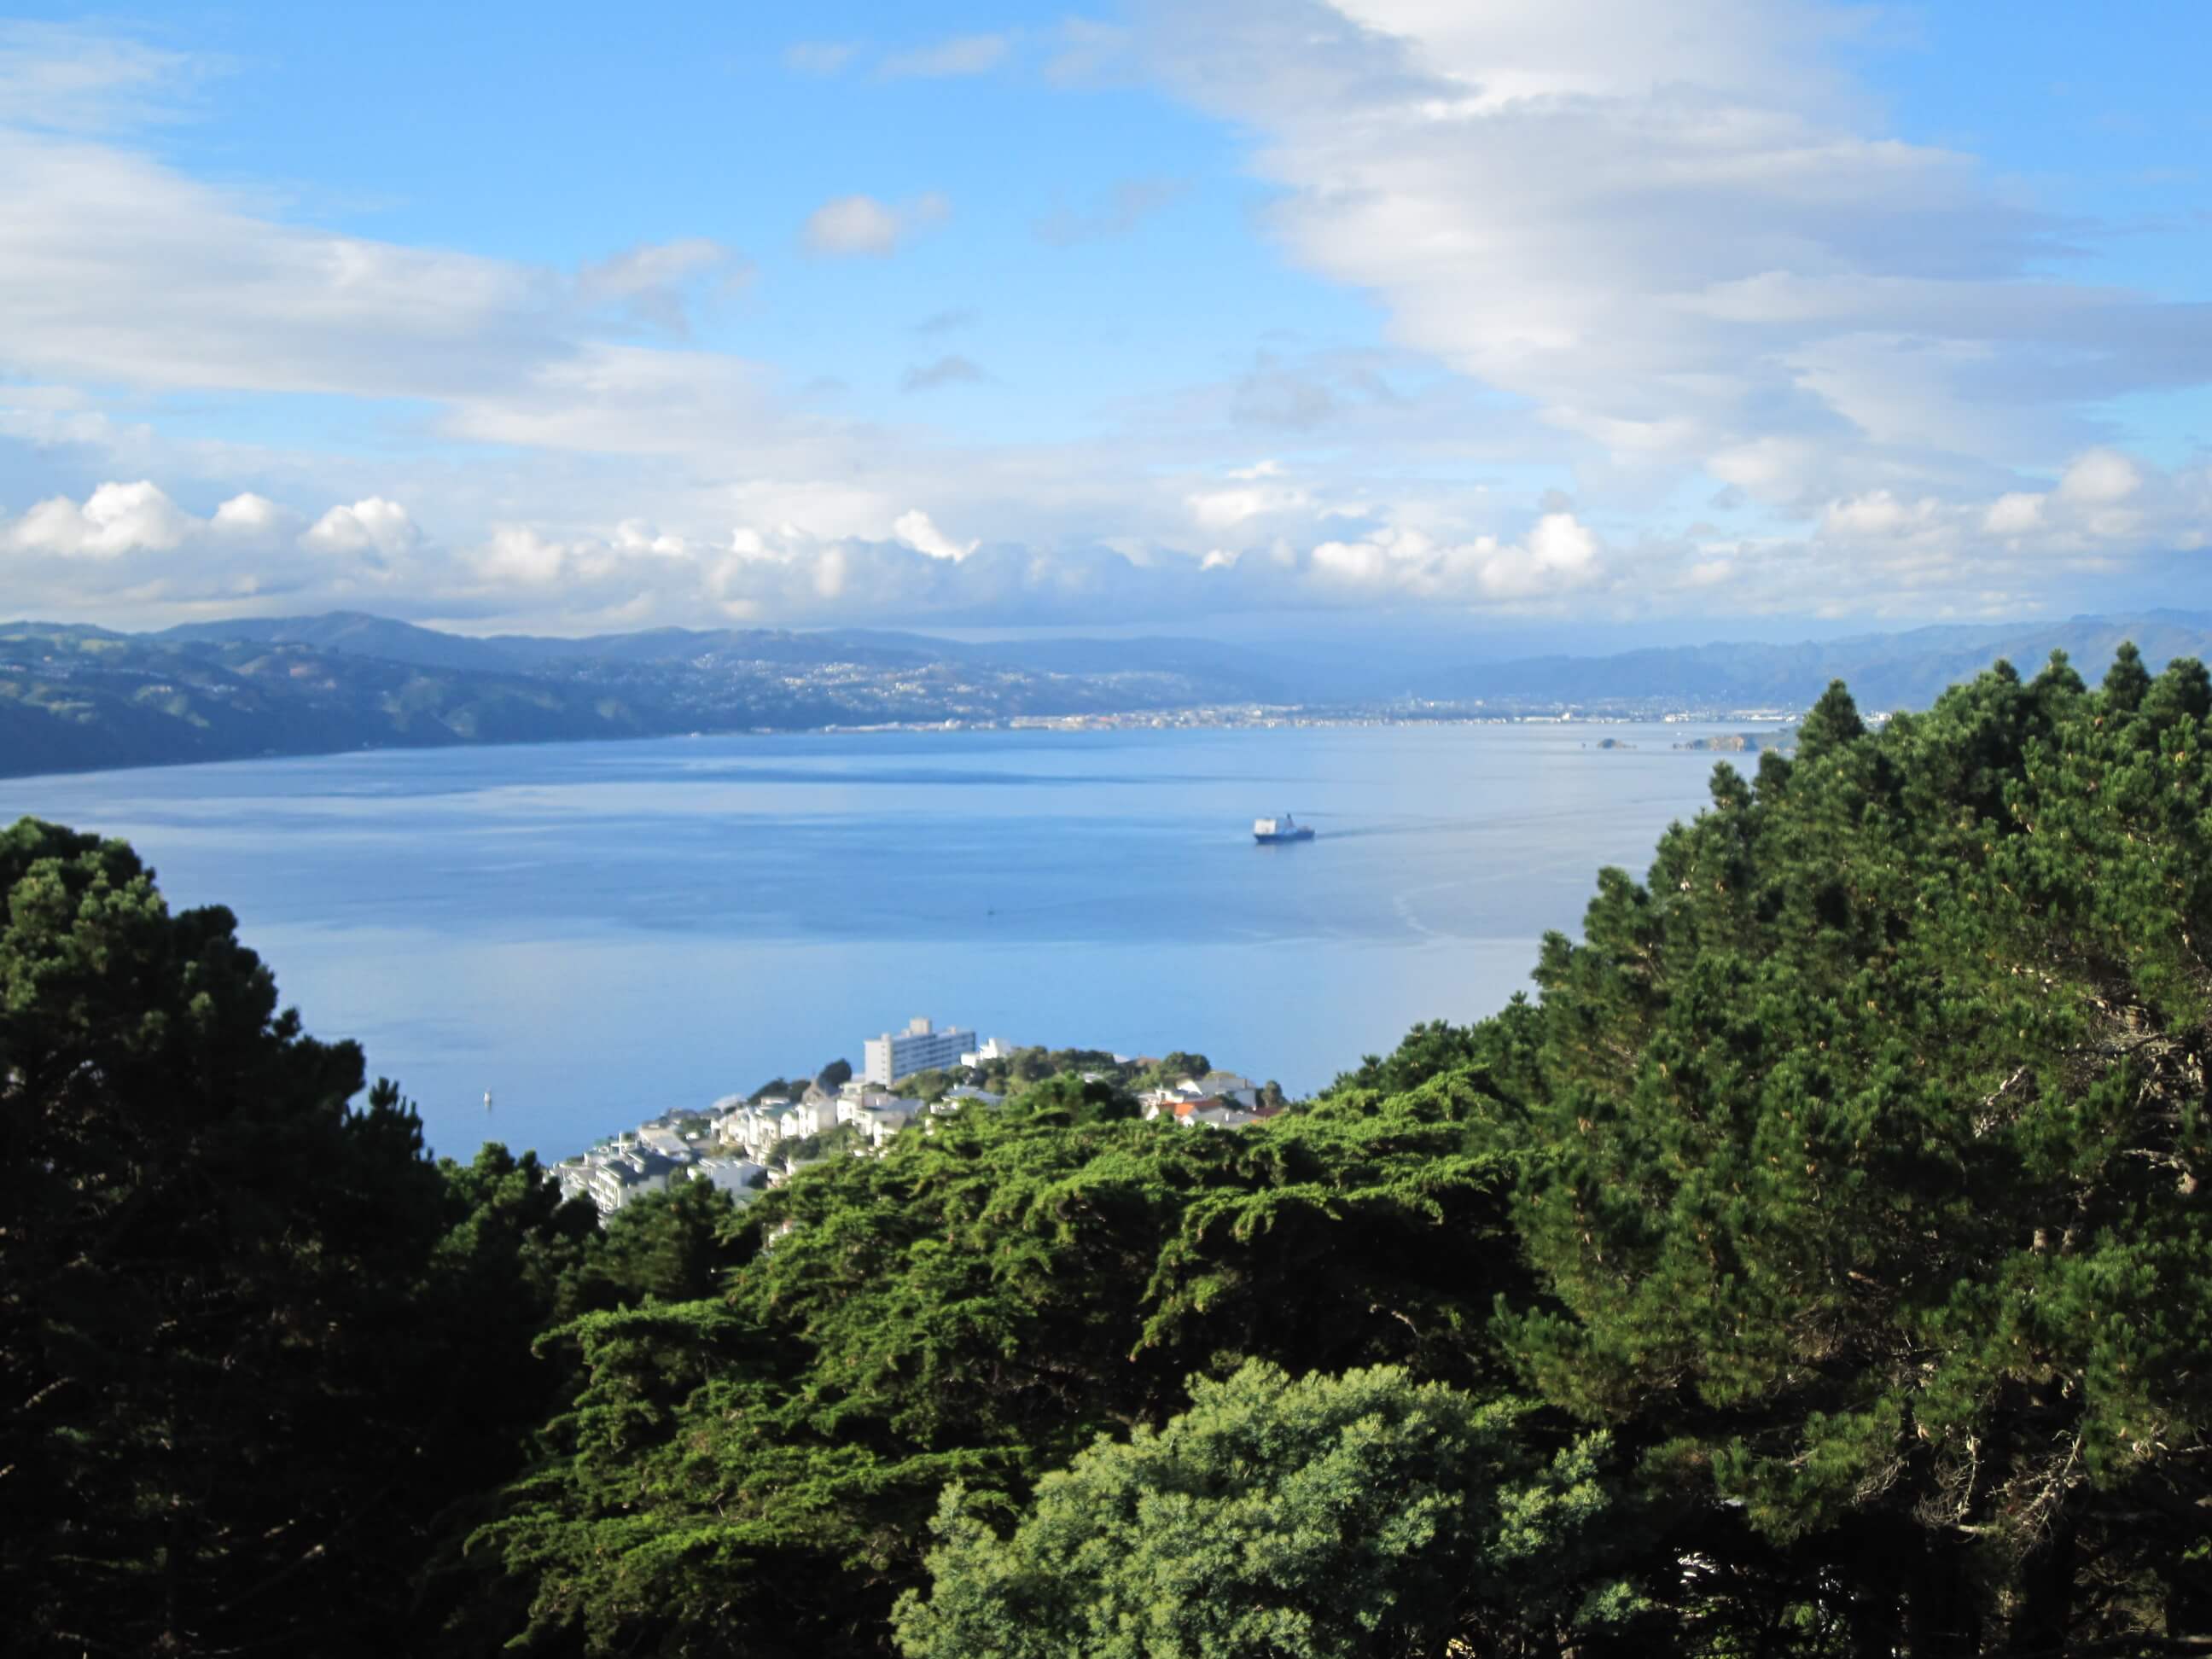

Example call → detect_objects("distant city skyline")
0 1 2205 635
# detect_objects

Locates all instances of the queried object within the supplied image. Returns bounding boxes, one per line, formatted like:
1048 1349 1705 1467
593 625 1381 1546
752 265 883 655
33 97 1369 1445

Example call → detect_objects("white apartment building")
863 1016 975 1085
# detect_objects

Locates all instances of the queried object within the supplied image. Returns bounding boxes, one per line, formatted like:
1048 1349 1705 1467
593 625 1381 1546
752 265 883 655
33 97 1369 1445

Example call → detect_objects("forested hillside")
0 617 1280 778
4 643 2209 1656
8 608 2212 780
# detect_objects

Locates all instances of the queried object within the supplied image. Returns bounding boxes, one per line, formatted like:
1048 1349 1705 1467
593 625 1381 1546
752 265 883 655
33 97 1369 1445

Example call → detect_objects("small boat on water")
1253 813 1314 844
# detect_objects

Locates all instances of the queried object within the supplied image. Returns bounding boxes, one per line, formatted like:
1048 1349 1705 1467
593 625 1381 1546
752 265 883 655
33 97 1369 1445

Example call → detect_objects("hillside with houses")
551 1025 1287 1219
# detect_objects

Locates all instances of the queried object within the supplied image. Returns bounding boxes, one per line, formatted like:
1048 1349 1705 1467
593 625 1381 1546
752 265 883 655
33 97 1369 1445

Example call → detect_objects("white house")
853 1100 921 1147
690 1157 768 1201
836 1090 908 1126
779 1099 837 1141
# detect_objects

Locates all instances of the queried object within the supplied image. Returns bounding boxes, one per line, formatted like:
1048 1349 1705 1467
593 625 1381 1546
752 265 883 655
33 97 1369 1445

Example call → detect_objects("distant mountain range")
1423 613 2212 713
0 615 1289 779
0 608 2204 780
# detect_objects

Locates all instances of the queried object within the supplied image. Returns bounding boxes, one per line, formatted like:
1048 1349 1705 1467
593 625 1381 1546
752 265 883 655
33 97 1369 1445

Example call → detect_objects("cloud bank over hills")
0 5 2203 635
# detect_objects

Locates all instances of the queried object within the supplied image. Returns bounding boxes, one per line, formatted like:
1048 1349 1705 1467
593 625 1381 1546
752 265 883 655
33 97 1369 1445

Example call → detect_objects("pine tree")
1503 650 2212 1650
0 820 452 1655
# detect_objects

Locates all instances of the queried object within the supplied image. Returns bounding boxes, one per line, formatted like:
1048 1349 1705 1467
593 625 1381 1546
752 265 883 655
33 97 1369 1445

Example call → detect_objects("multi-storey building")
863 1016 975 1085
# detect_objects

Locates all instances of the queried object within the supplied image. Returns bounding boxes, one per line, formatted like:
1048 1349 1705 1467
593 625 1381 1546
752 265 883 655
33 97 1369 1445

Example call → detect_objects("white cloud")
474 526 572 586
1034 178 1188 246
1187 462 1315 530
0 20 207 131
0 129 554 399
301 498 422 562
1140 0 2212 514
893 509 977 562
2058 447 2143 505
611 519 690 556
1982 492 2045 537
0 17 2202 637
800 192 950 257
4 479 189 556
783 40 859 76
1822 491 1936 538
576 238 748 334
1308 509 1606 602
880 33 1011 79
1045 18 1134 85
901 354 987 393
212 492 290 535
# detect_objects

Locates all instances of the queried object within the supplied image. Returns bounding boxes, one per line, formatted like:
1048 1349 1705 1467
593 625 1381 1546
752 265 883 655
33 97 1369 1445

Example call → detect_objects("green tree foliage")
1334 1017 1487 1095
466 1072 1528 1654
14 643 2212 1659
1503 651 2212 1648
558 1175 742 1310
772 1116 869 1167
894 1362 1639 1659
0 820 452 1655
895 1065 956 1103
964 1045 1136 1094
0 818 671 1657
1132 1050 1213 1091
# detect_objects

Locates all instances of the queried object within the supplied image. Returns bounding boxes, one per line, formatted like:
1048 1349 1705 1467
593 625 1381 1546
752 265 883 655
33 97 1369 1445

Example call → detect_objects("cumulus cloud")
212 492 276 530
2058 448 2143 505
892 509 977 562
301 498 422 563
1187 461 1316 531
0 482 427 614
8 447 2207 634
1982 492 2045 538
800 192 950 257
0 15 2203 637
1793 448 2210 603
4 479 189 556
1310 511 1605 602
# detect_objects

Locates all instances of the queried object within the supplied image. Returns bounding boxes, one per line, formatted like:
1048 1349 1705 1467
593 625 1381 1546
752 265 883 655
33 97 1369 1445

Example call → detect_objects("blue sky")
0 0 2205 636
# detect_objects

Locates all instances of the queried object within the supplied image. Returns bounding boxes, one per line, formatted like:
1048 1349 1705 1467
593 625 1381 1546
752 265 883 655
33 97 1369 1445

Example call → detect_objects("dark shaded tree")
0 821 448 1655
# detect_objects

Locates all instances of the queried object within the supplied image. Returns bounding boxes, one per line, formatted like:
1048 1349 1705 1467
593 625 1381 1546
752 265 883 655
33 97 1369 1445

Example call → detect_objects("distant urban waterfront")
4 721 1766 1159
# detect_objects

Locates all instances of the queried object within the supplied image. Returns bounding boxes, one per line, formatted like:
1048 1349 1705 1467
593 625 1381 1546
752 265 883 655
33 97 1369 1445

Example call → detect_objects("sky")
0 0 2206 638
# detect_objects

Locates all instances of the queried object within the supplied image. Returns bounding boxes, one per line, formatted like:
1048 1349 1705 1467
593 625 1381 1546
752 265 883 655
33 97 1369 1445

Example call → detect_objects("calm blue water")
3 723 1755 1160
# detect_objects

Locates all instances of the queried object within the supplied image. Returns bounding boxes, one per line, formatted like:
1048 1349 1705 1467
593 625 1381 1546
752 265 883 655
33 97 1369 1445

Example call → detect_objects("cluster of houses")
550 1115 771 1218
1137 1068 1284 1130
553 1074 1011 1218
550 1019 1284 1220
709 1076 1005 1166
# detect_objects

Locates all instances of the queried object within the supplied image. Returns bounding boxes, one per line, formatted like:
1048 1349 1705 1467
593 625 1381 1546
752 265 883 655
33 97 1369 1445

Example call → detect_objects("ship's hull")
1254 828 1315 843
